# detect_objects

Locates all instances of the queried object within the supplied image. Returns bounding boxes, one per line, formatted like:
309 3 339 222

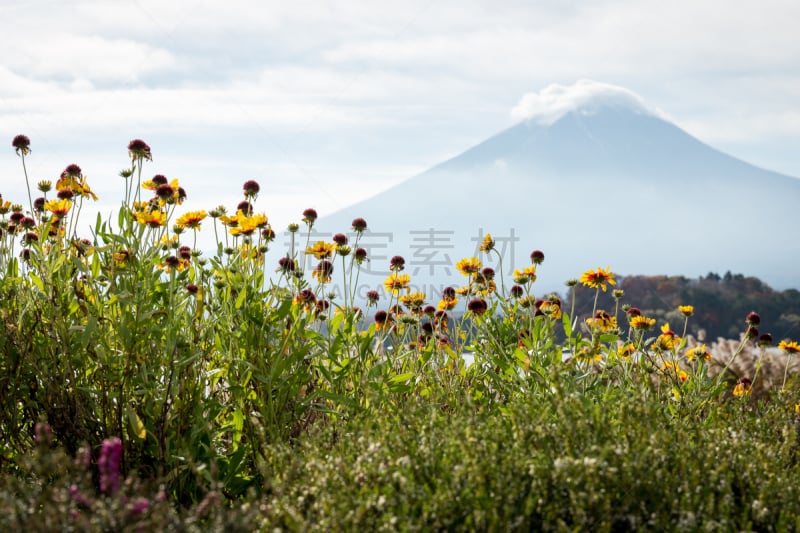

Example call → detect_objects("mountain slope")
315 89 800 298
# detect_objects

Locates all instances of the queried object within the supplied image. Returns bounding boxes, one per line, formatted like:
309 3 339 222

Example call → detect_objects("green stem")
589 287 600 343
20 155 34 217
340 254 348 308
782 354 794 390
492 248 506 297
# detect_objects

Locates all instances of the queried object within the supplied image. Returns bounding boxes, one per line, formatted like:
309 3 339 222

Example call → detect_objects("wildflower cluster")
4 134 800 526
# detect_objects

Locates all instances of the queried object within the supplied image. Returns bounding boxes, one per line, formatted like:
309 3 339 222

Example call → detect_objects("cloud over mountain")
510 80 666 125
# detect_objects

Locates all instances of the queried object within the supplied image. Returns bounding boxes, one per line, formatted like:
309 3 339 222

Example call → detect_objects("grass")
2 135 800 530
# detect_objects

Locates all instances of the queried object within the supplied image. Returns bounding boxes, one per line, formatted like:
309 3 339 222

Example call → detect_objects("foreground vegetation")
5 391 800 531
2 135 800 530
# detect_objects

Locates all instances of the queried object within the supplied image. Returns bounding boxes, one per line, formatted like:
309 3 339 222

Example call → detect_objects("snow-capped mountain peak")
511 79 666 125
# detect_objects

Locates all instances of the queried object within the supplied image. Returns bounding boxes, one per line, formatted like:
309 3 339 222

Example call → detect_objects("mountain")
314 82 800 300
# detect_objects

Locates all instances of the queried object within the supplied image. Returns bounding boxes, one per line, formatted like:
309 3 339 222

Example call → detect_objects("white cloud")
510 80 665 125
2 0 800 199
0 64 494 143
0 66 53 97
2 33 176 84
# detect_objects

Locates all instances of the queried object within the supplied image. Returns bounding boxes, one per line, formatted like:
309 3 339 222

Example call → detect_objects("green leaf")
562 312 573 337
81 315 98 349
513 347 528 366
126 405 147 440
29 273 44 292
234 288 247 310
230 409 244 450
91 251 101 278
387 372 416 394
328 309 345 332
389 372 415 383
598 333 619 344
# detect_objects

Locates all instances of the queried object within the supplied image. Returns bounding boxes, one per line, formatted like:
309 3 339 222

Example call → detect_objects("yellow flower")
586 311 617 332
630 315 656 330
733 378 752 397
154 178 185 205
373 310 392 331
44 198 73 217
540 300 561 319
305 240 337 259
56 176 98 201
437 297 458 311
230 211 268 236
238 243 264 265
334 306 363 320
113 250 132 267
132 200 154 213
383 273 411 294
512 266 537 284
176 210 207 230
456 257 482 276
652 322 680 352
159 234 179 249
617 343 635 360
219 211 241 228
158 256 190 273
661 360 689 382
312 260 334 283
580 266 616 292
75 177 98 201
479 233 494 252
0 199 12 214
678 305 694 317
685 344 711 362
47 223 66 239
133 209 167 228
473 279 497 296
575 346 602 363
778 340 800 354
292 289 316 312
399 292 426 311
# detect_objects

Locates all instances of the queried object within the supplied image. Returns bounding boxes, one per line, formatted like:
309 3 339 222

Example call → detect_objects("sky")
2 0 799 244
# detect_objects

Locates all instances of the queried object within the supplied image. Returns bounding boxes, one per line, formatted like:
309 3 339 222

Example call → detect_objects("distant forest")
567 272 800 343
